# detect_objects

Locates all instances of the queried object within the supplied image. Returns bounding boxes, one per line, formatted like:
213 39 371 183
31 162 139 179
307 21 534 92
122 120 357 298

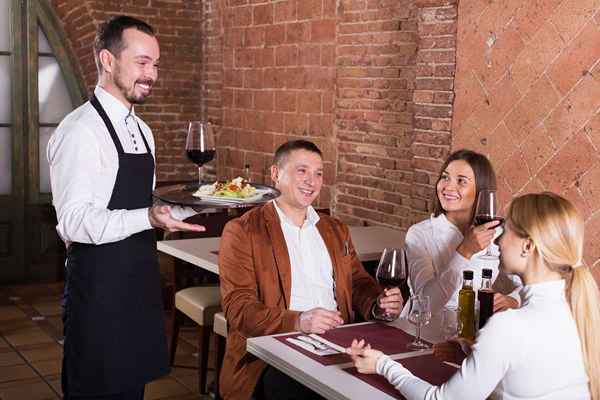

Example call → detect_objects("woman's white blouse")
403 213 521 314
377 280 590 400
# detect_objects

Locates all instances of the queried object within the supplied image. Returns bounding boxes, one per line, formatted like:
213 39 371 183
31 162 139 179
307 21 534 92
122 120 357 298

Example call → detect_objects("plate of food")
153 177 280 208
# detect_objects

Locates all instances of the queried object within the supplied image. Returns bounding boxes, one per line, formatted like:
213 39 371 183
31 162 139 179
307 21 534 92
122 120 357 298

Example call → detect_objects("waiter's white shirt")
273 200 337 312
377 280 590 400
403 213 521 315
48 86 193 247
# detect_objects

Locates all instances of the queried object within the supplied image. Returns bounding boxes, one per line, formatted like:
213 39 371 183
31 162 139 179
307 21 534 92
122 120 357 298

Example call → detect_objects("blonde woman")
349 192 599 400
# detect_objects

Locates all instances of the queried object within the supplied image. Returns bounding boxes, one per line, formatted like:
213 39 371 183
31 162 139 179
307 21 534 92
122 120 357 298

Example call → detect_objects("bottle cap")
482 268 493 279
463 270 474 280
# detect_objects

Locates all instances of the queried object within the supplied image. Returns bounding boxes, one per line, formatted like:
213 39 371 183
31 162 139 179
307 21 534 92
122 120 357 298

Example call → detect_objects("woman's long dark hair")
432 149 497 217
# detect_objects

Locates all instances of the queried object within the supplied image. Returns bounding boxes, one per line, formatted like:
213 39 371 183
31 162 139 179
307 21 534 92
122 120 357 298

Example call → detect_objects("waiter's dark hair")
94 15 155 73
273 140 323 167
432 149 497 217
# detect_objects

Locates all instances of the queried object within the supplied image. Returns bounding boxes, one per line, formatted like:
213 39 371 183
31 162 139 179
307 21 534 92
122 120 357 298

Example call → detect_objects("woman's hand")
493 293 519 312
346 339 384 374
433 337 473 364
457 220 500 259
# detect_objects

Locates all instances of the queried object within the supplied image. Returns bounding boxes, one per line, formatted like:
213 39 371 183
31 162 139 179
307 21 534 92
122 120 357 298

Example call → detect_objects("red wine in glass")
186 149 216 166
185 122 215 184
474 214 504 226
375 248 407 321
474 190 501 260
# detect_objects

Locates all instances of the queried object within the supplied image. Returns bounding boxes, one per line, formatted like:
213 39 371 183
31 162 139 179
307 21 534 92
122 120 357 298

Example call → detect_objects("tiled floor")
0 282 213 400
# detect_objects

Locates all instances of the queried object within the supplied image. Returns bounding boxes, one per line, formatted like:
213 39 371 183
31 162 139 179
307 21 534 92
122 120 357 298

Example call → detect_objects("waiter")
48 15 204 400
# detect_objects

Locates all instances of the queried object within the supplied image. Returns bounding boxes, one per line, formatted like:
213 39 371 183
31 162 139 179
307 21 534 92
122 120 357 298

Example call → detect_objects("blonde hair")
507 192 600 399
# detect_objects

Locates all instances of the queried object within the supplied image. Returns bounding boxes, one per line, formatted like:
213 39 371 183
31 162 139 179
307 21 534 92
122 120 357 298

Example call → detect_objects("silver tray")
153 181 280 209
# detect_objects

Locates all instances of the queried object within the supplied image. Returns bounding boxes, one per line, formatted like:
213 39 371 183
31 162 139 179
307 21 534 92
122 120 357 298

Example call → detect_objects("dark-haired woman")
403 149 521 315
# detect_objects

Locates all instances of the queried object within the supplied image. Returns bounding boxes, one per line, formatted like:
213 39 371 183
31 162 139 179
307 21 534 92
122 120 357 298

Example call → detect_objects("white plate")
192 188 271 203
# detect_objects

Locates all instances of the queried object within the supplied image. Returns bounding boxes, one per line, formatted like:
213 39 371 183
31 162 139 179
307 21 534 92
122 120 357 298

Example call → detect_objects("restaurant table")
246 318 451 400
157 225 404 275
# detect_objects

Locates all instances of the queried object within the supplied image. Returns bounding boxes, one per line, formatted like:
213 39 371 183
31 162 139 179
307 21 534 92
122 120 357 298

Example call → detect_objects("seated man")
218 140 403 400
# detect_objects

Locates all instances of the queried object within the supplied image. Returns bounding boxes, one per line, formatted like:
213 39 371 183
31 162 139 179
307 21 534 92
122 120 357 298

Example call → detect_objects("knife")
286 337 320 352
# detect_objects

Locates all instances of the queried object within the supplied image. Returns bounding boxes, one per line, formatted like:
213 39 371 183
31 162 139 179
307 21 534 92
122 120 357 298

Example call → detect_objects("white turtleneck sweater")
377 280 590 400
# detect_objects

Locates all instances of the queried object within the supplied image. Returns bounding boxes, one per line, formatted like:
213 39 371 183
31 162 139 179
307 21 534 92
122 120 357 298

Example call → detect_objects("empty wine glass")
185 121 216 185
407 295 431 349
441 306 458 340
473 189 503 260
375 248 407 322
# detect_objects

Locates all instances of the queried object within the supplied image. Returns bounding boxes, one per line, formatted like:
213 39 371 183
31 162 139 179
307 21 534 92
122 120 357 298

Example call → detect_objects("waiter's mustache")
135 79 154 86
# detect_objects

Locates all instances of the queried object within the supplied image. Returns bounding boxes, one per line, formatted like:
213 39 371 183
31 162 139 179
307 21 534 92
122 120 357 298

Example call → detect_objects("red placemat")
344 354 458 399
275 322 428 366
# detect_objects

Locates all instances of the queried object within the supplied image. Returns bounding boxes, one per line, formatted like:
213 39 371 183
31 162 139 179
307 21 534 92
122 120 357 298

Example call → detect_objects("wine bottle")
458 270 475 341
478 268 494 329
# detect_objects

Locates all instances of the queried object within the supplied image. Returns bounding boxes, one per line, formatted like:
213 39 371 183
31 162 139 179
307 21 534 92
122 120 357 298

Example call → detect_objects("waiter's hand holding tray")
153 177 280 209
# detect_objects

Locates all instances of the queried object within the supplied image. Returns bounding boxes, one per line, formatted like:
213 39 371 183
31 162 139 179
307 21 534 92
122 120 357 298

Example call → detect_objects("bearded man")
48 15 204 400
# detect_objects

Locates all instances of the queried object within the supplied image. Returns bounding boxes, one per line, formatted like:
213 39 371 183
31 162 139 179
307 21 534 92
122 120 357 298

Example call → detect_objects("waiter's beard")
113 70 153 104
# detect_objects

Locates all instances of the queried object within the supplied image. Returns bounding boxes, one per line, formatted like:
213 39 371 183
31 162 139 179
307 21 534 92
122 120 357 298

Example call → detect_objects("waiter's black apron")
62 95 168 396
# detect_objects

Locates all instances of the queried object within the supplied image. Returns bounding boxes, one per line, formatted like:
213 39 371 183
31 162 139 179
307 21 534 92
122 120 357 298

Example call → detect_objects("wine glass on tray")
185 121 216 185
375 248 407 322
473 189 503 260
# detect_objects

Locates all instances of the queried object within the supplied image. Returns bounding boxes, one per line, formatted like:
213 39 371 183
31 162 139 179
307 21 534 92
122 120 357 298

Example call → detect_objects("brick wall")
334 0 418 228
452 1 600 272
50 0 205 182
215 0 337 209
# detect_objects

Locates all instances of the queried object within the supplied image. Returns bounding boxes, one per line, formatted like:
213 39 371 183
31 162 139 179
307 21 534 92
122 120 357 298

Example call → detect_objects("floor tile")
32 302 62 317
0 351 25 367
19 343 63 363
4 326 54 347
144 377 192 400
31 358 62 376
0 364 38 382
0 306 27 322
0 377 58 400
45 375 62 397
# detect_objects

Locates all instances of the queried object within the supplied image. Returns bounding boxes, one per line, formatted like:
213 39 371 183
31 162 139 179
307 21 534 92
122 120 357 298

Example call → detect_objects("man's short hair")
273 140 323 167
94 15 155 73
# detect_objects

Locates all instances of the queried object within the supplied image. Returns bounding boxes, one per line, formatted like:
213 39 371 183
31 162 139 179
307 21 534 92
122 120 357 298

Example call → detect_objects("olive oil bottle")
458 270 476 340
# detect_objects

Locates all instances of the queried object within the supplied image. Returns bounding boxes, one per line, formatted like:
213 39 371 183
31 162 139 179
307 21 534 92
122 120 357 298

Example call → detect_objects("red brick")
298 91 322 113
504 75 560 142
538 133 599 194
550 0 600 44
513 0 563 43
274 0 297 23
298 0 322 20
498 149 530 193
264 112 285 132
311 19 336 42
234 90 254 109
284 113 309 135
584 213 600 266
245 26 265 46
255 47 275 67
579 162 600 214
265 24 286 45
286 22 311 43
275 91 297 112
244 70 264 89
254 91 274 111
547 20 600 96
520 124 556 175
233 6 252 27
275 45 299 66
285 67 307 89
253 3 273 25
299 44 321 65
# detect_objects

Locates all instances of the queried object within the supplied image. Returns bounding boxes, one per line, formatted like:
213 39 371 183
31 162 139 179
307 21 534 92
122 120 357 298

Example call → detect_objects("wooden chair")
167 207 251 394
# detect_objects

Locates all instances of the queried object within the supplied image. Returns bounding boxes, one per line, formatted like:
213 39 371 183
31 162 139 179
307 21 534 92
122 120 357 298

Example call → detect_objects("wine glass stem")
416 322 422 344
198 165 204 185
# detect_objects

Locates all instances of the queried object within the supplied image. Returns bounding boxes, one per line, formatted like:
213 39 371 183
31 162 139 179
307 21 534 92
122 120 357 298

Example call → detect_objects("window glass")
39 127 54 193
0 55 10 123
38 56 73 124
0 0 10 52
0 128 11 194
